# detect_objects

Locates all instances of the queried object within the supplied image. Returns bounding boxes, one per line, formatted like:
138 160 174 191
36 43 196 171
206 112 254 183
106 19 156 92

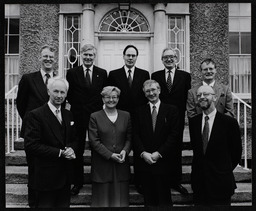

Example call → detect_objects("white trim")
58 14 64 78
185 15 190 73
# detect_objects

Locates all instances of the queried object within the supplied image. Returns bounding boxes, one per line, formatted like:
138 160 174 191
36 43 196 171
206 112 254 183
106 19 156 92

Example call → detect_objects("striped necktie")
166 70 172 92
55 109 62 124
202 115 209 154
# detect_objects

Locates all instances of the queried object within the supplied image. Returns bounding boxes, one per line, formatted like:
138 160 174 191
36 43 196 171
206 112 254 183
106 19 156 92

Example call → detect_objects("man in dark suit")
24 77 78 208
66 44 107 195
107 44 150 118
151 48 191 195
133 79 180 206
189 85 242 205
16 44 57 207
187 58 234 119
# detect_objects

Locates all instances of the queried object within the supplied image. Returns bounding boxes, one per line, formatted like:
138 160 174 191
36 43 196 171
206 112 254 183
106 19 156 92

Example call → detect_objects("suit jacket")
186 82 234 118
24 104 78 191
151 68 191 113
189 112 242 199
132 103 180 175
66 65 107 126
107 66 150 115
16 71 50 137
89 109 132 183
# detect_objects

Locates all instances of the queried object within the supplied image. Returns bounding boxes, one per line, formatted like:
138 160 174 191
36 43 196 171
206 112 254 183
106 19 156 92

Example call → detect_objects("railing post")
243 104 248 170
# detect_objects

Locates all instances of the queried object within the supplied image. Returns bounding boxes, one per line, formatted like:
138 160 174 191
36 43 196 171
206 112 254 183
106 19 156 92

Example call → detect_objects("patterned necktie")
128 69 132 88
85 69 91 87
202 115 209 154
152 105 157 131
45 73 50 85
55 109 62 124
166 70 172 92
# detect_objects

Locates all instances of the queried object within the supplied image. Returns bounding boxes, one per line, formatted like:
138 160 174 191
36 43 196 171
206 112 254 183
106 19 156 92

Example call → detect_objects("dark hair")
123 45 139 56
200 58 216 70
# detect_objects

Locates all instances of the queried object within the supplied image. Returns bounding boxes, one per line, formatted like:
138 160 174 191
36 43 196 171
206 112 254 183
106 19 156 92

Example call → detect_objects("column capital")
82 4 95 12
154 3 166 13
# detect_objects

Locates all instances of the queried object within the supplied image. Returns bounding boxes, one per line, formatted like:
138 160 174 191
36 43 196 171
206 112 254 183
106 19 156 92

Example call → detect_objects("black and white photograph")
3 1 253 208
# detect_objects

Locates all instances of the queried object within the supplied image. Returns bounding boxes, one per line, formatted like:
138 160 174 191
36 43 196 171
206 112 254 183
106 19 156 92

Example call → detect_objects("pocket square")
70 121 74 126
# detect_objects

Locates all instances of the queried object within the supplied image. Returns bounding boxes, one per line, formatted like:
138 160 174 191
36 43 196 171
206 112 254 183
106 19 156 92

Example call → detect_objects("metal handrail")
232 92 251 170
5 85 21 154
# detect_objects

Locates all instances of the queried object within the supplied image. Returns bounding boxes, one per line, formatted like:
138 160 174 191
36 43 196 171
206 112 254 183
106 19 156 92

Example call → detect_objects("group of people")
16 43 242 208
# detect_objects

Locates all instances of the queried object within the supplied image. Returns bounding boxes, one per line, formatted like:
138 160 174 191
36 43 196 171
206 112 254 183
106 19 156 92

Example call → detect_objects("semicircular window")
99 10 150 32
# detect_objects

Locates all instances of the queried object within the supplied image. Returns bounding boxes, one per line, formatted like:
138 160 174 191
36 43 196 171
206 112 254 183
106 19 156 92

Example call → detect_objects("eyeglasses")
144 88 158 94
125 54 137 58
104 96 118 100
162 55 176 61
196 93 215 98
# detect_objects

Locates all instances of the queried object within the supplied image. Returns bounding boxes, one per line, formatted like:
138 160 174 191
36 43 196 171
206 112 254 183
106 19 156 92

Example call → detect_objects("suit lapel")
145 104 154 134
76 66 86 87
44 105 65 146
213 83 222 105
32 72 48 101
120 67 130 89
131 67 140 90
154 103 166 134
61 108 70 145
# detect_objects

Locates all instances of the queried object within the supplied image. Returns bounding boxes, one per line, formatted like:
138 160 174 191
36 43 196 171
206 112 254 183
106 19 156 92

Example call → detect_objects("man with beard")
66 44 107 195
151 48 191 195
187 58 234 119
189 85 242 206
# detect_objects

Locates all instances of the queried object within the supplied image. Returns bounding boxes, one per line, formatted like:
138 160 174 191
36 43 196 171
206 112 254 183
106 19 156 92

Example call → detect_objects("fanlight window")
99 10 150 32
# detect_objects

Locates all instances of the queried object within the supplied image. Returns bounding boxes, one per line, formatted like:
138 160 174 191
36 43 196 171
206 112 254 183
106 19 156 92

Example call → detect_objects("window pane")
9 19 19 34
5 19 8 35
9 36 19 53
229 32 239 54
241 32 251 54
5 35 8 54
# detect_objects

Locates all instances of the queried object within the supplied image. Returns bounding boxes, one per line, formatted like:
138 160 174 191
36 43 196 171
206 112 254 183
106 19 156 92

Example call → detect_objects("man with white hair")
24 77 78 208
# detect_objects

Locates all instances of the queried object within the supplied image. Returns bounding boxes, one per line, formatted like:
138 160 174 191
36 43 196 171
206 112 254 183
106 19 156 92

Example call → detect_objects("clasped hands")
111 150 126 163
142 151 161 165
61 147 76 160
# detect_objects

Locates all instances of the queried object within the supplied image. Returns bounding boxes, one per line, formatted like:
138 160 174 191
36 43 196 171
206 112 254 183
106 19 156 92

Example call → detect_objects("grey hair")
143 79 161 91
47 76 69 91
161 47 177 60
101 86 121 97
81 44 97 56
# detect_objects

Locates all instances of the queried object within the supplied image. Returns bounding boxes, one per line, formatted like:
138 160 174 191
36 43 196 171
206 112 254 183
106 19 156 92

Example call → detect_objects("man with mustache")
66 44 107 195
151 48 191 195
186 58 234 119
189 85 241 205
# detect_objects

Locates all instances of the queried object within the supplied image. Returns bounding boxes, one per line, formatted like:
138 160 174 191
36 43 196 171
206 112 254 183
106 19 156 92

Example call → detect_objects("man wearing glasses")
186 58 234 119
189 85 241 205
151 48 191 195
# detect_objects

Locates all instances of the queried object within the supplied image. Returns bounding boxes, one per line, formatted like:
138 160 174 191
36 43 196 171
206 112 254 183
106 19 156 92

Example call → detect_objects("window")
229 3 251 94
63 15 81 76
5 4 20 92
167 16 189 72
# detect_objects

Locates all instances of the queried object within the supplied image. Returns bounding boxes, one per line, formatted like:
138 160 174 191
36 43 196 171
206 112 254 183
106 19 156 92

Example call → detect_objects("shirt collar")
165 67 175 74
203 80 215 87
124 65 135 73
48 101 61 114
149 100 161 112
203 108 217 119
40 69 53 78
83 65 93 72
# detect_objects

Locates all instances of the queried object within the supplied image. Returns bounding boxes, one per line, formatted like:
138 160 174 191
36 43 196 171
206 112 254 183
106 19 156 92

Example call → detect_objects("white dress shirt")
40 69 53 84
165 67 175 83
203 80 215 87
124 66 135 80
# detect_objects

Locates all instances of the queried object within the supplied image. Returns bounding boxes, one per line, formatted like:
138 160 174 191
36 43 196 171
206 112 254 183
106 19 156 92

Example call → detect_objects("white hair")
47 76 69 91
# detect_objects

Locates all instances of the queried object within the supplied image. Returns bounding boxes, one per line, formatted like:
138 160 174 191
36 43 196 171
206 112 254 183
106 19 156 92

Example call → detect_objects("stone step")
5 183 252 206
5 165 251 184
5 150 194 166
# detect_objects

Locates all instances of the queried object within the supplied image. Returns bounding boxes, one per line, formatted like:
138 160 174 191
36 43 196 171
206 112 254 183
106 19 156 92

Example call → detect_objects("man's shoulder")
93 65 107 74
109 67 124 74
67 65 82 74
21 71 40 79
152 69 164 76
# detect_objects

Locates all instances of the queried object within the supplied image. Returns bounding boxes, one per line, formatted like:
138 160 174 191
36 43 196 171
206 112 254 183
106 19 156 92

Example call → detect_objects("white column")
153 3 167 71
81 4 95 46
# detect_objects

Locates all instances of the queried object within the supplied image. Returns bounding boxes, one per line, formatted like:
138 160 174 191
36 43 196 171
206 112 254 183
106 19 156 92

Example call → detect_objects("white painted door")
97 39 151 74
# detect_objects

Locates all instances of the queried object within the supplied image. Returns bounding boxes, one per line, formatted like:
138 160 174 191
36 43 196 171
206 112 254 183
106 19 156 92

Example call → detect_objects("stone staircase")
5 127 252 207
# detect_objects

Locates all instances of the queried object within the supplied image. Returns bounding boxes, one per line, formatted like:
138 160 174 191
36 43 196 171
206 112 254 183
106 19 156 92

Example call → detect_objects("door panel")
98 40 151 73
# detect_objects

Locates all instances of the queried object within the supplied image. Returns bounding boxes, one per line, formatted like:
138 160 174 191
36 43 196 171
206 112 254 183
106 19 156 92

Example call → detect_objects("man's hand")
142 152 156 165
111 153 122 163
62 147 76 160
119 150 126 163
151 151 161 162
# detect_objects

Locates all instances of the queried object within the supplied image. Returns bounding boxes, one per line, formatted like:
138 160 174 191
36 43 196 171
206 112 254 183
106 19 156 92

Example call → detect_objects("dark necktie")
128 69 132 88
55 109 62 124
166 70 173 92
85 69 91 88
202 115 209 154
152 105 157 131
45 73 50 85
